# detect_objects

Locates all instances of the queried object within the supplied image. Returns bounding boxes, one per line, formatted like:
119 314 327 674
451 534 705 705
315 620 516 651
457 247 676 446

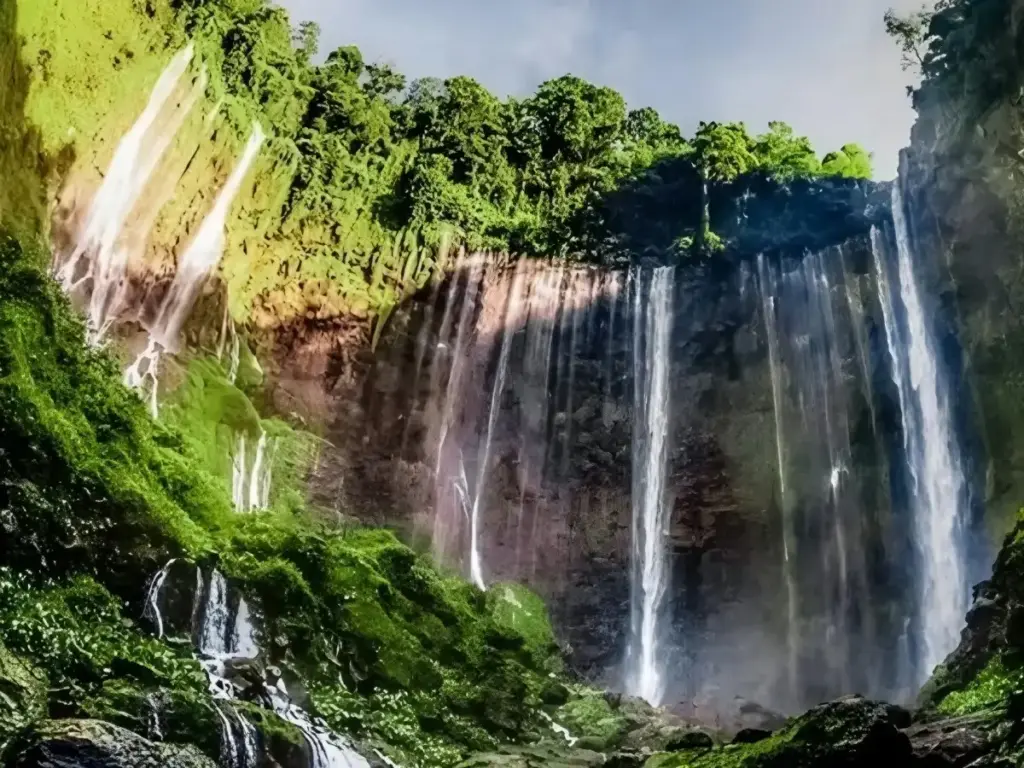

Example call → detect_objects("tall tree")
752 121 821 181
883 3 953 76
691 121 755 256
821 144 874 179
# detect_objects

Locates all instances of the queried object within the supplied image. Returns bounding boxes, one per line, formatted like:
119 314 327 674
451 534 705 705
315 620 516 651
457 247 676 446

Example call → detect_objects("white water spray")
626 266 675 706
143 558 177 639
466 262 528 589
55 46 201 339
231 431 274 513
124 125 265 413
151 125 265 351
872 184 967 679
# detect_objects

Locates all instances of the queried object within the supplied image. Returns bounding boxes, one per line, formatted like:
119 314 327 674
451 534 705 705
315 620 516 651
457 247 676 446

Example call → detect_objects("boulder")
7 719 217 768
455 742 606 767
0 643 46 754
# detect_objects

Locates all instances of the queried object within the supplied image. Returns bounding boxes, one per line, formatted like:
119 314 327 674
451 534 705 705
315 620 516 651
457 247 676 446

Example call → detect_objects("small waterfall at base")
143 558 177 639
625 265 675 707
269 684 370 768
125 124 265 415
54 45 204 344
231 431 275 513
872 182 968 682
146 566 370 768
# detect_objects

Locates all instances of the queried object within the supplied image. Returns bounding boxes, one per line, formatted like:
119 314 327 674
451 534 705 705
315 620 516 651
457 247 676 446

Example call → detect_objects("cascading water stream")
872 183 968 681
466 261 528 589
146 564 371 767
124 124 265 415
55 45 205 344
143 558 177 639
230 431 275 514
756 253 799 700
625 265 675 707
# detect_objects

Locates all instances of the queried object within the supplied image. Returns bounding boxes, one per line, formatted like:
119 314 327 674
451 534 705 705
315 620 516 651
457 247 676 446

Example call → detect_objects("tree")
883 4 948 74
292 20 321 63
752 121 821 181
624 107 690 167
821 144 873 179
363 63 406 101
691 122 755 256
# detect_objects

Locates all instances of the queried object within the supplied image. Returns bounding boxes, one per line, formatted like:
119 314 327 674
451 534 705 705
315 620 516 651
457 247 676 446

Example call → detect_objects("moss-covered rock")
645 696 911 768
555 693 629 751
7 719 218 768
0 641 46 756
80 681 220 761
455 741 607 768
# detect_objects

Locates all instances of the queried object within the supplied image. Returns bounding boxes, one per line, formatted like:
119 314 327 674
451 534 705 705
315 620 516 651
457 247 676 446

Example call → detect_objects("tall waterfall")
124 124 265 416
55 45 205 343
873 183 968 681
625 265 675 706
466 260 530 589
423 257 619 586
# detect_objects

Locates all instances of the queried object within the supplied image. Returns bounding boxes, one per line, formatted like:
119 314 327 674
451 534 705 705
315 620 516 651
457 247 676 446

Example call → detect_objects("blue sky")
278 0 927 179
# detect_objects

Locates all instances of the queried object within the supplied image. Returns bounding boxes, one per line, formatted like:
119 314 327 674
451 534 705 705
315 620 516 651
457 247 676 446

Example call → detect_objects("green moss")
487 584 560 672
0 640 47 756
0 236 229 582
17 0 183 158
644 729 791 768
937 655 1024 716
81 680 220 760
235 701 306 753
159 357 321 512
554 694 627 752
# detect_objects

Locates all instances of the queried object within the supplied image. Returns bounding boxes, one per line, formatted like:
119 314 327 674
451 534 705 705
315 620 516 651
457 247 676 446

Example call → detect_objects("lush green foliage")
15 0 874 328
0 235 225 585
938 655 1024 715
0 569 206 703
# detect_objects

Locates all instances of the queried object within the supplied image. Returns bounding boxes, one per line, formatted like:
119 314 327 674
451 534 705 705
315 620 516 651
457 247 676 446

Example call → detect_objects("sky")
278 0 927 179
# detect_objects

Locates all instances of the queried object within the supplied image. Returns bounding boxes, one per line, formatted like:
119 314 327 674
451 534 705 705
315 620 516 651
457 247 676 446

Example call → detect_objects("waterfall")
757 254 798 700
232 433 248 512
143 558 177 639
248 431 270 513
230 430 275 513
626 265 675 707
872 183 968 681
137 565 373 767
55 45 205 344
152 125 265 351
754 247 891 705
124 124 265 414
270 685 370 768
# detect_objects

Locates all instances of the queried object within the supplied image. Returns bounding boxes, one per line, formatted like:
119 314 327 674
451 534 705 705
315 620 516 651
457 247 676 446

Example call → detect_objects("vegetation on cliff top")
16 0 874 328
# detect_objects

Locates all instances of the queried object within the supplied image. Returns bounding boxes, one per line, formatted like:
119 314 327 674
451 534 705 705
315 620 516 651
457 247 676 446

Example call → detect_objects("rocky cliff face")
259 210 933 718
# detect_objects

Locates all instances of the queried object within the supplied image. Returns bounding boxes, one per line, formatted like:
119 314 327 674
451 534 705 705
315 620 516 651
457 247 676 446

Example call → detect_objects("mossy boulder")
80 681 220 761
645 696 911 768
8 719 218 768
555 693 629 751
455 741 607 767
616 697 713 753
0 642 46 755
